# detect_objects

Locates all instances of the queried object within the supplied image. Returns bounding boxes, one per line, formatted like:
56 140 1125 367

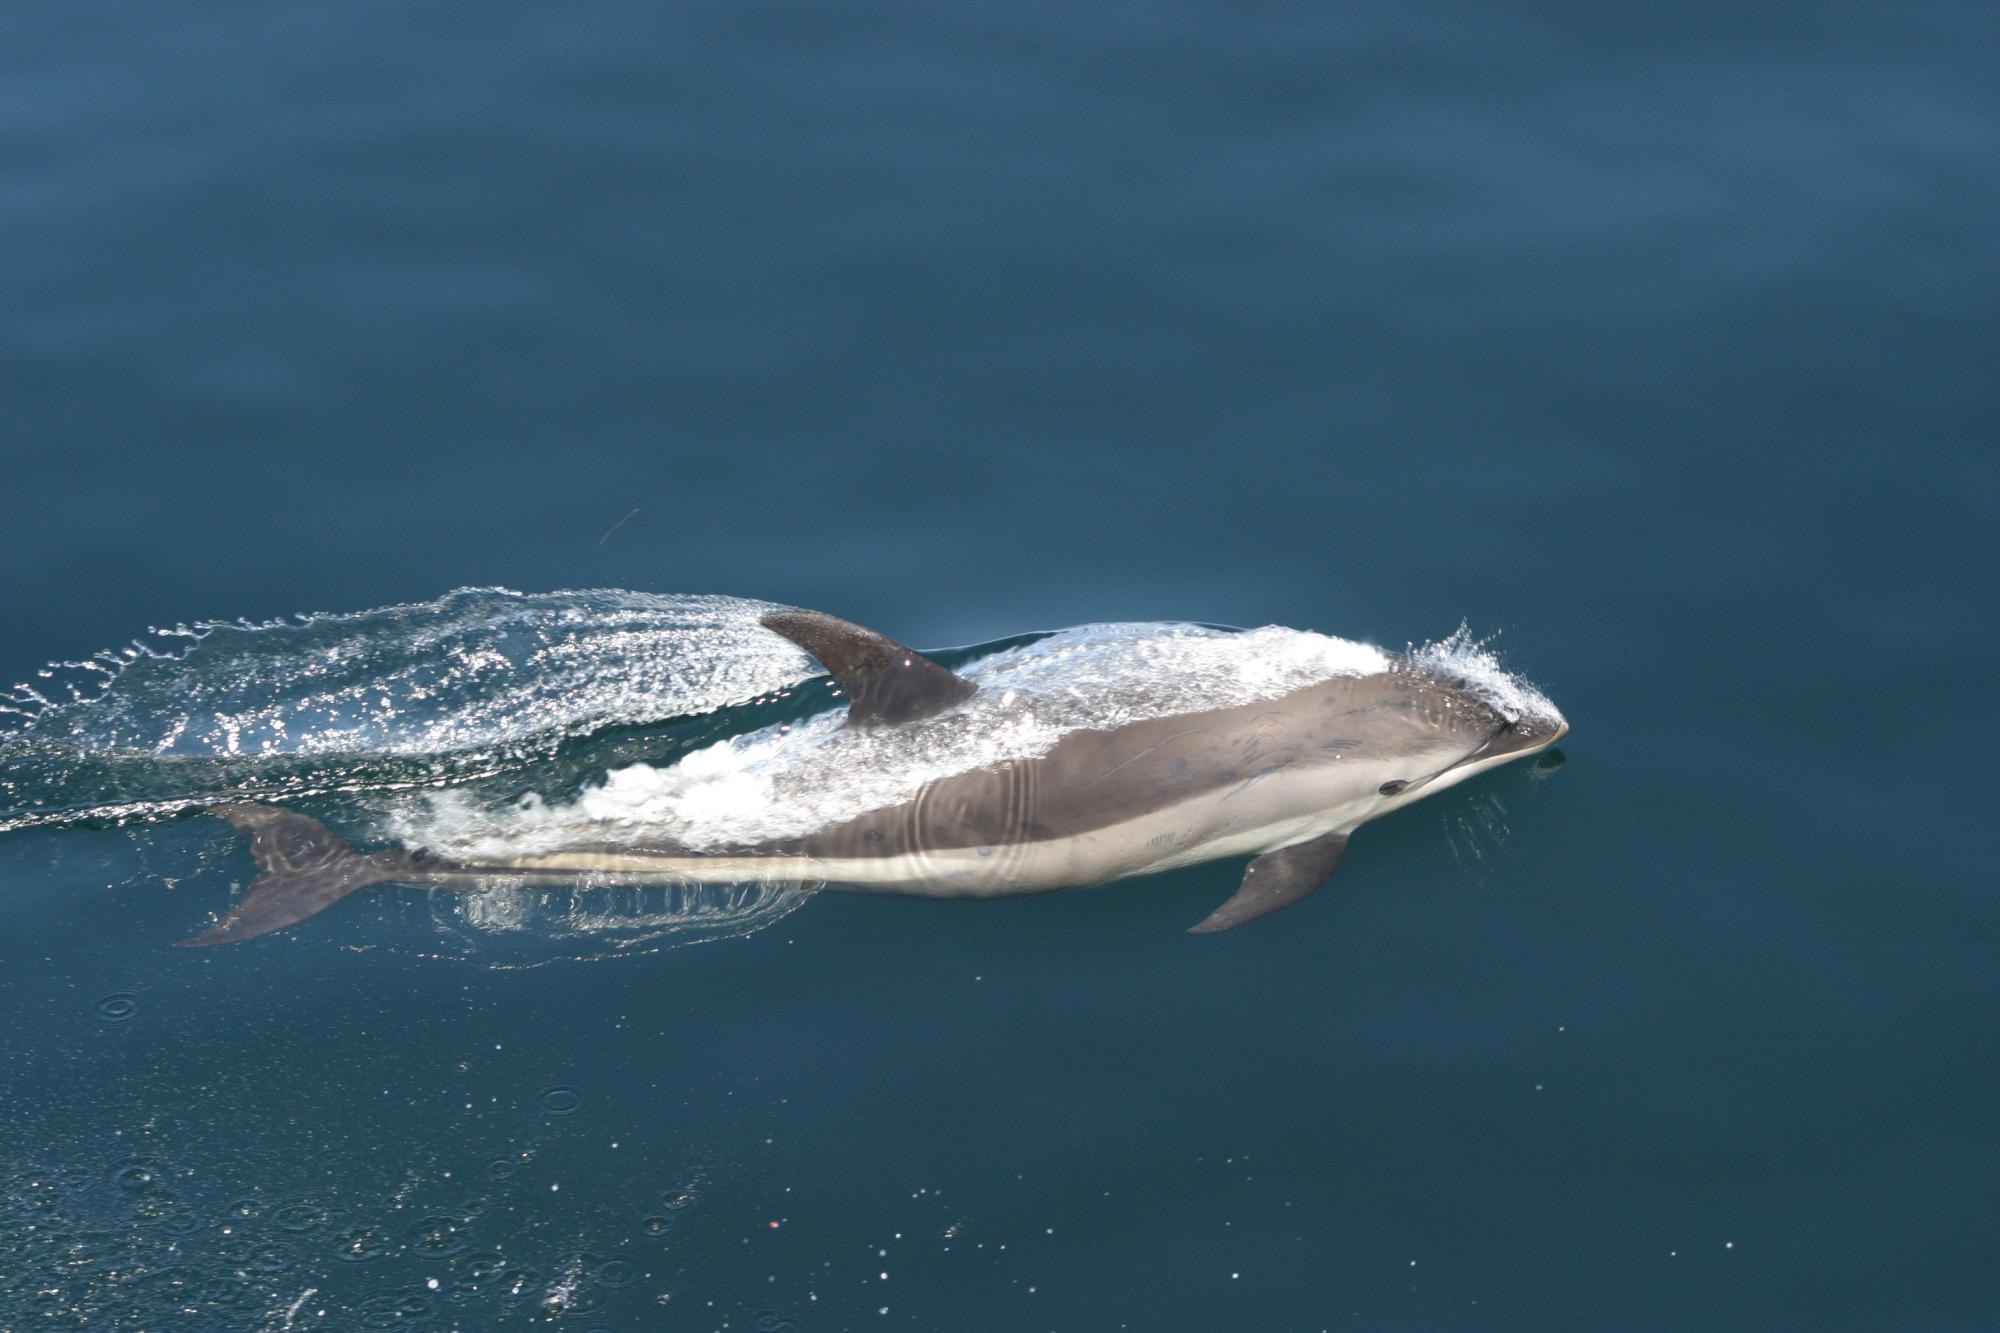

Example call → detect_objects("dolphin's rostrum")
181 608 1566 946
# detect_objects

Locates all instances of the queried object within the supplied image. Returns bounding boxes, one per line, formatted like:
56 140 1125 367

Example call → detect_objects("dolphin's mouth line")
1427 720 1522 786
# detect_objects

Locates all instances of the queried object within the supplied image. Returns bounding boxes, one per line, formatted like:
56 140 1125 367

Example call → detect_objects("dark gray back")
779 661 1503 859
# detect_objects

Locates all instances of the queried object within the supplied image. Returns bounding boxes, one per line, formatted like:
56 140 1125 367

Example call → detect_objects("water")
1 1 1993 1327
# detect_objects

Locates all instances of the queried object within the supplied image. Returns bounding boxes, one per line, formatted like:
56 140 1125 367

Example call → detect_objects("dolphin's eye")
1378 780 1409 795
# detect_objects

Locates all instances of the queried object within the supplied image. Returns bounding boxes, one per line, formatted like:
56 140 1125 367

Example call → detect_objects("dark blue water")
3 1 1994 1327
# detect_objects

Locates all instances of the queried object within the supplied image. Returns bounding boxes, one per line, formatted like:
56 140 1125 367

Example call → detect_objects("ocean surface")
2 1 1994 1327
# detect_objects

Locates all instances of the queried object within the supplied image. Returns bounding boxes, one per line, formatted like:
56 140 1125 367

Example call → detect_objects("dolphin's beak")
1461 714 1568 767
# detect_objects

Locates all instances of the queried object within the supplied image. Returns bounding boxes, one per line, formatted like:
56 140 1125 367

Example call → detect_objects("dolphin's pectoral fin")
176 804 419 947
1188 831 1349 934
761 609 977 729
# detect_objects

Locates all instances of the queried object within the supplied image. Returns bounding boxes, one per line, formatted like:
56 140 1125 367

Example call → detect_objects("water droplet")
639 1215 671 1237
539 1086 583 1116
95 992 140 1024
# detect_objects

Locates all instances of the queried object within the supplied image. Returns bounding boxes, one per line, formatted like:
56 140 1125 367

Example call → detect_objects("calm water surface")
2 1 1994 1327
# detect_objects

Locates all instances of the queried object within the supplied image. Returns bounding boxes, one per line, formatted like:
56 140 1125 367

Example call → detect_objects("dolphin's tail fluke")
177 803 418 947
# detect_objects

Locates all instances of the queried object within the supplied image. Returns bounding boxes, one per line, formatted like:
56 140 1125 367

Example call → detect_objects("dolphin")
179 608 1566 946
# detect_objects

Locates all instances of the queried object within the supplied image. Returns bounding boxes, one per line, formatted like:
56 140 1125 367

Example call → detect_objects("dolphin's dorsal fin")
1189 831 1349 933
761 609 977 729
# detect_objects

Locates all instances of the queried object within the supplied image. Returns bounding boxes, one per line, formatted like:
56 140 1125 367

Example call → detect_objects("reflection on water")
419 876 815 968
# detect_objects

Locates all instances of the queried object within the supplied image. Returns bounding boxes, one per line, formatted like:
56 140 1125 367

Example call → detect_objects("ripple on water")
109 1157 167 1191
461 1250 508 1282
540 1086 583 1116
440 1279 483 1305
95 992 140 1024
357 1288 435 1328
128 1189 179 1223
407 1215 471 1258
248 1241 295 1274
272 1200 324 1232
331 1226 392 1263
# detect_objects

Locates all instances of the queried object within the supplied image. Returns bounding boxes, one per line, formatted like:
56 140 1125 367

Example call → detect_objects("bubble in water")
539 1086 582 1116
95 992 140 1024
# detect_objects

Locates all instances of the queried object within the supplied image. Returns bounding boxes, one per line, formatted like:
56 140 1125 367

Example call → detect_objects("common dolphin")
180 609 1566 946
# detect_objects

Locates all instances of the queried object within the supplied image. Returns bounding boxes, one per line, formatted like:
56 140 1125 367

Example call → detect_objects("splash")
1410 623 1566 734
2 590 1560 955
390 620 1393 857
0 588 818 832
